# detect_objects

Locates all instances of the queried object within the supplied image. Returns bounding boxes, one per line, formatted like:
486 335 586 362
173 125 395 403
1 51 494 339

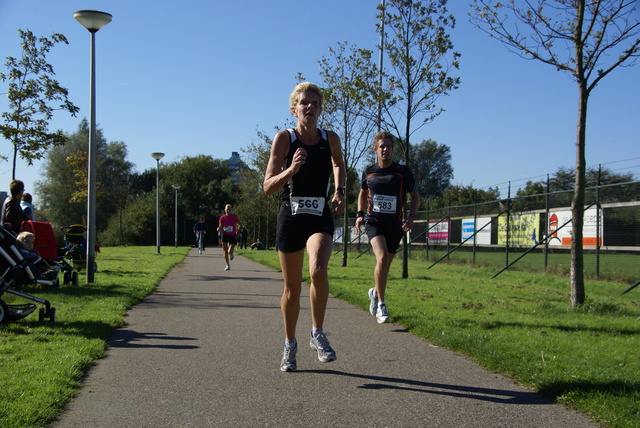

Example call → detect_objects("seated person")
16 231 57 282
16 231 39 262
21 193 36 221
250 239 266 250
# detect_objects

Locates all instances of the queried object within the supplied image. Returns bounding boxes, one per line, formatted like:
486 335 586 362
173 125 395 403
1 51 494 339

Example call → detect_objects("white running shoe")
310 332 337 363
376 303 390 324
280 343 297 372
224 265 230 271
368 288 378 316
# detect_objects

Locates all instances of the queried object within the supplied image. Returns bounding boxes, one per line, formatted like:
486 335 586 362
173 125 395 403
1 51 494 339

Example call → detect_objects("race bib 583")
372 194 397 214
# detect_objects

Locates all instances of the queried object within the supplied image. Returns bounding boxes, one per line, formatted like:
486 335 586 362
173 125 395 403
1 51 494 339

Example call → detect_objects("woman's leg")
306 232 333 330
279 250 304 340
222 241 230 265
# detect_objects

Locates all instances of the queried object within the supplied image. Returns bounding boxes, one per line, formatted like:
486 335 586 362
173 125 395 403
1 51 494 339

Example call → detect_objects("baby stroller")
21 220 76 286
0 224 56 323
61 225 99 275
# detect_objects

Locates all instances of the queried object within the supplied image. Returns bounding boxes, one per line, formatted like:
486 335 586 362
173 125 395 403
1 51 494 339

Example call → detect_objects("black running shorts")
222 234 237 245
277 201 334 253
365 221 404 254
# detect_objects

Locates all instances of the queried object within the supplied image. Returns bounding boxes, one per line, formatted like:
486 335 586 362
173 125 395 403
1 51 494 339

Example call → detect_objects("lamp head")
74 10 112 32
151 152 165 161
172 184 181 190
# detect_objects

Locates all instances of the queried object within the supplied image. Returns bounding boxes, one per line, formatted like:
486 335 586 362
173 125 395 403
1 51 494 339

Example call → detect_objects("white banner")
462 217 492 245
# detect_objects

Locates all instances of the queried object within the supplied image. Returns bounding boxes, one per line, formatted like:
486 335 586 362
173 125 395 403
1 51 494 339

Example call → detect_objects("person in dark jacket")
1 180 26 233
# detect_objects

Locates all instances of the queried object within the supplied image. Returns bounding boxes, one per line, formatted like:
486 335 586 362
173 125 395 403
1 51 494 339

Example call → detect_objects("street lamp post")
172 184 181 248
74 9 112 283
151 152 165 254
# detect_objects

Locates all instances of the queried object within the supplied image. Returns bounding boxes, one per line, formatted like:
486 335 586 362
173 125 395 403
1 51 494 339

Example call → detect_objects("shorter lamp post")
151 152 165 254
172 184 181 248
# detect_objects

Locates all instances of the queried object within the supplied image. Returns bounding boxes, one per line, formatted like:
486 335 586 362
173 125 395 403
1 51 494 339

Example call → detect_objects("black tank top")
281 128 333 201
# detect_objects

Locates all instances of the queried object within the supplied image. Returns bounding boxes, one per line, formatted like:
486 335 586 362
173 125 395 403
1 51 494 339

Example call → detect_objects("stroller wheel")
63 271 70 285
0 299 7 324
72 271 79 286
38 307 56 323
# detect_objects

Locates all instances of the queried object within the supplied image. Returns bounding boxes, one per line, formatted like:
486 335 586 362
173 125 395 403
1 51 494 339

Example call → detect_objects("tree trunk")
570 81 589 307
342 176 349 267
402 113 411 279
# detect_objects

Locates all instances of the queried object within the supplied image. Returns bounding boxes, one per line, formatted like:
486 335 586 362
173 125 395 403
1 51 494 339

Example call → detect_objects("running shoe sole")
368 288 378 316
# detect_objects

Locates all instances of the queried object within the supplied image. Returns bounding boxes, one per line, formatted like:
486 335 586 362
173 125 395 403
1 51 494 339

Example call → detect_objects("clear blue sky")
1 0 638 205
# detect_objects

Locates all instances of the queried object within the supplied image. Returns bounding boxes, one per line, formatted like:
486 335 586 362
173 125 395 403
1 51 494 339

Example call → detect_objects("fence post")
596 164 601 279
505 182 511 268
545 174 549 270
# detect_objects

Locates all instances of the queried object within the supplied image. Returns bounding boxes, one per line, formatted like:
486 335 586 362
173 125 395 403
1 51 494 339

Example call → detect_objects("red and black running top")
361 162 417 227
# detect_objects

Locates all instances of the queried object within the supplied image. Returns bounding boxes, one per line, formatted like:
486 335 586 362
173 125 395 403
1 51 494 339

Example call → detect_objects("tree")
318 41 381 266
430 184 500 211
377 0 461 277
167 155 237 221
1 29 79 178
514 165 638 211
36 119 135 233
409 139 453 200
99 155 237 246
471 0 640 307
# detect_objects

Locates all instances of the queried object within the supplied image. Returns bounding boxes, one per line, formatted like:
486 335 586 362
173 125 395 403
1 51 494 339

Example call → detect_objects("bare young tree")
1 29 79 179
378 0 461 278
471 0 640 307
319 41 381 266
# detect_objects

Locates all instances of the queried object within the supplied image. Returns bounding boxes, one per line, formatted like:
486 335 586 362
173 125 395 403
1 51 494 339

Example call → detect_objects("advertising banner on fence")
498 213 540 246
428 220 450 244
333 227 369 244
547 207 602 246
462 217 492 245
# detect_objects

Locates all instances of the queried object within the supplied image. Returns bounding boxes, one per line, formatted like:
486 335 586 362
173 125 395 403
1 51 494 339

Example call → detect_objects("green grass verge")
241 249 640 428
2 246 638 427
0 246 189 428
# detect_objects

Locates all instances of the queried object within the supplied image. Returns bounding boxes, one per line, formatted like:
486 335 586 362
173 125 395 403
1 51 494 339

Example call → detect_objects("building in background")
227 152 249 184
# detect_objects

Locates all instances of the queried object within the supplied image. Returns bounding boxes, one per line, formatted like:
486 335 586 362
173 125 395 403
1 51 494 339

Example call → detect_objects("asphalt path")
52 247 597 427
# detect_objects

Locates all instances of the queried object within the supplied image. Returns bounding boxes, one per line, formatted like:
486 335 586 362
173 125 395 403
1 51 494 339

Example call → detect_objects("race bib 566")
291 196 325 216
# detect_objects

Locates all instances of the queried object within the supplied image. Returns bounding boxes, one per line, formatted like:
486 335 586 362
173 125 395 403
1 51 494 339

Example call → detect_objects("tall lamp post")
74 10 112 283
151 152 165 254
172 184 181 247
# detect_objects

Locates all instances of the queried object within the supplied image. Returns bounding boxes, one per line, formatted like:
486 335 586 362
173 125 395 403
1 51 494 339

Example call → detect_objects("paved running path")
53 247 596 427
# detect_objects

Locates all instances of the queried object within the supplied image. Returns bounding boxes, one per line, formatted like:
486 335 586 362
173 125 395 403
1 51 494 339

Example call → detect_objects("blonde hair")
17 231 35 245
373 131 396 149
289 82 324 109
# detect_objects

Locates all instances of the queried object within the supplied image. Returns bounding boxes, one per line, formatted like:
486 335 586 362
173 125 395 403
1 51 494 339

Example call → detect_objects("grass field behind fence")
1 246 638 427
398 245 640 283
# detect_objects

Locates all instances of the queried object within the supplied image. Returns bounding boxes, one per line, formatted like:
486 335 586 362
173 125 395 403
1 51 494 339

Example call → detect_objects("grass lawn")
242 249 640 428
1 245 638 427
0 246 189 428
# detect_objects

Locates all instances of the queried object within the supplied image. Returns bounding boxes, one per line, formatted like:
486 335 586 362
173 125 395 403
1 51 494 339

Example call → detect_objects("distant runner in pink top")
218 204 243 271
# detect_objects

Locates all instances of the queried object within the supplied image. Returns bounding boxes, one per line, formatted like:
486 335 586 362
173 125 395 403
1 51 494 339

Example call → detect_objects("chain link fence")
335 181 640 284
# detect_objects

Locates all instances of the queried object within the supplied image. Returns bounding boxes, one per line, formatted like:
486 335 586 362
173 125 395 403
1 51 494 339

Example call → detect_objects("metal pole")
74 9 111 282
86 30 97 282
377 0 385 132
173 185 180 248
156 160 161 254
